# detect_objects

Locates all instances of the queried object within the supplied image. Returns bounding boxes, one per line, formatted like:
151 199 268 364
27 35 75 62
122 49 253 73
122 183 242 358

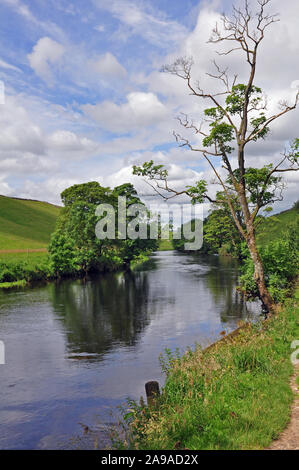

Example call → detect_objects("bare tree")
133 0 299 313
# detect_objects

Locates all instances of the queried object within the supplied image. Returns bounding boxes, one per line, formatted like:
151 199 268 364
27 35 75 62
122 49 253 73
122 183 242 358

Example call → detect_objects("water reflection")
0 251 261 449
48 252 260 362
201 255 254 323
49 270 155 358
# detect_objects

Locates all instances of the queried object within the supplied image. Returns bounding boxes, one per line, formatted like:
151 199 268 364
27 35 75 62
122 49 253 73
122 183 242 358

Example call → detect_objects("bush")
240 219 299 302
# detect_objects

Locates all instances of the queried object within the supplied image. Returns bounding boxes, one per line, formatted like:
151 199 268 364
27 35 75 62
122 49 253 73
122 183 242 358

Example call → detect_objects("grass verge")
0 252 51 286
115 290 299 450
0 279 26 289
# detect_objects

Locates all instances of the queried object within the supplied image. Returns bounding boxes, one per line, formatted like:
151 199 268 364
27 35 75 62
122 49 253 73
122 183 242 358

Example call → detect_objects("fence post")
145 381 160 407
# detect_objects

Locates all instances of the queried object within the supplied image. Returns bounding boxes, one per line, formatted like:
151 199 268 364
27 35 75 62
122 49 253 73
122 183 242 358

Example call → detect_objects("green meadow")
0 195 61 250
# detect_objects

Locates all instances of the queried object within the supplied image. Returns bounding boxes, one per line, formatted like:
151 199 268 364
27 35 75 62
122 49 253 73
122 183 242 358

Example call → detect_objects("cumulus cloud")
27 38 127 91
17 177 80 205
0 94 101 194
27 37 65 85
83 92 169 133
1 0 298 213
105 162 202 200
47 130 99 153
0 97 46 155
90 52 127 79
0 176 13 196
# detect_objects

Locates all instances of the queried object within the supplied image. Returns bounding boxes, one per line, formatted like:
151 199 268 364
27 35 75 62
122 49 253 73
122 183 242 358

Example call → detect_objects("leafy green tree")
133 1 299 312
49 181 157 276
61 181 112 207
48 232 77 277
50 186 112 274
204 211 239 256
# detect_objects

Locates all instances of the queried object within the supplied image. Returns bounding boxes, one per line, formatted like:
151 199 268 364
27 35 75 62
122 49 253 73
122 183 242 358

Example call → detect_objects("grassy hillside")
256 205 299 247
0 195 61 250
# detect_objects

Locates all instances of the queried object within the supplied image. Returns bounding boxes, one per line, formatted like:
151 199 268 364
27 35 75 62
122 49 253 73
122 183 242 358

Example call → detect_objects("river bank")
117 288 299 450
0 252 260 449
0 251 151 289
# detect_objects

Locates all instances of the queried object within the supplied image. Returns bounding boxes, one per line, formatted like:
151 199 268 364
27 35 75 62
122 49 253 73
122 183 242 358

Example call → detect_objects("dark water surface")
0 251 260 449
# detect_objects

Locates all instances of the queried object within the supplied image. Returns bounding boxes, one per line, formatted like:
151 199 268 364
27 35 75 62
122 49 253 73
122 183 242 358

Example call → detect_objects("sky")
0 0 298 214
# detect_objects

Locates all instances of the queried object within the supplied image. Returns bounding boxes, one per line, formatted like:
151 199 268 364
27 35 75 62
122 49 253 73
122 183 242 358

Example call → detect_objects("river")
0 251 260 449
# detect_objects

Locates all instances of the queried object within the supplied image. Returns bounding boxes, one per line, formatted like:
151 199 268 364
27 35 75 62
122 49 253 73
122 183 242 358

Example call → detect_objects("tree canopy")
49 182 158 276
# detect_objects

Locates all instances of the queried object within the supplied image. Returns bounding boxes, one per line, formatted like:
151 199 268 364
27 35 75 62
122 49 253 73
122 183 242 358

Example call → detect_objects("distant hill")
256 205 299 246
0 195 61 250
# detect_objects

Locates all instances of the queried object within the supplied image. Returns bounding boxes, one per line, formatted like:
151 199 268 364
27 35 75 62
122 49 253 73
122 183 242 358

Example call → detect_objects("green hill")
0 195 61 250
256 205 299 247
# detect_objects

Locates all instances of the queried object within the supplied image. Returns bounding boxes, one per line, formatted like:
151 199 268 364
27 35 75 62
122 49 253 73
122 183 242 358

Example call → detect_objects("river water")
0 251 260 449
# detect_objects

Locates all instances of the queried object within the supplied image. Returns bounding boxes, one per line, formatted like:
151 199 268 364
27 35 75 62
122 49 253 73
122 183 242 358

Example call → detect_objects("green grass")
0 251 52 287
117 290 299 450
256 206 299 247
0 195 61 250
0 251 49 265
157 239 173 251
0 251 49 262
0 280 26 289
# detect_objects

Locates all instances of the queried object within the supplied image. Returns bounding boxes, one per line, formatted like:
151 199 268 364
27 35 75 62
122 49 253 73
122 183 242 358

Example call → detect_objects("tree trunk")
237 183 274 314
247 227 274 314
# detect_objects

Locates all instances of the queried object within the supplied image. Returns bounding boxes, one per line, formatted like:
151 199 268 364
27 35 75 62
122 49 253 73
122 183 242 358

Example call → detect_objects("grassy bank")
0 250 152 288
0 252 52 287
117 290 299 450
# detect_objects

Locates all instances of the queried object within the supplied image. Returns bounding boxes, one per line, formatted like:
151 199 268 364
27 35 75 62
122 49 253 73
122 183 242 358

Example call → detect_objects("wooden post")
145 381 160 407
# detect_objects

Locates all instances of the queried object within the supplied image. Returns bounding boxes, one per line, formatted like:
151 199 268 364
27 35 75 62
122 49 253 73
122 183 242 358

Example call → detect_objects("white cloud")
106 163 197 194
2 0 36 22
0 176 13 196
94 24 105 33
0 58 21 73
0 94 101 192
1 0 298 214
27 38 128 91
93 0 188 48
90 52 127 79
47 130 99 154
0 97 46 155
27 37 65 85
83 92 168 133
17 177 79 205
2 0 65 40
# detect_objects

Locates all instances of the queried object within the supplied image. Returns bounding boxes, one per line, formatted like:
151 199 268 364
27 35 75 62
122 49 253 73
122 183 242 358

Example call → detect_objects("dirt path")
267 365 299 450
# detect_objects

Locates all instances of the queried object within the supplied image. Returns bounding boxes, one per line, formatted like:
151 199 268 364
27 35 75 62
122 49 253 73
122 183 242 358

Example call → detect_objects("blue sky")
0 0 298 211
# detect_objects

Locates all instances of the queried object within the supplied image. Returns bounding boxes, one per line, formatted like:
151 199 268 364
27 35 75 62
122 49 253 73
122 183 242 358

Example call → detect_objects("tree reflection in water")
49 252 260 360
49 265 158 358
